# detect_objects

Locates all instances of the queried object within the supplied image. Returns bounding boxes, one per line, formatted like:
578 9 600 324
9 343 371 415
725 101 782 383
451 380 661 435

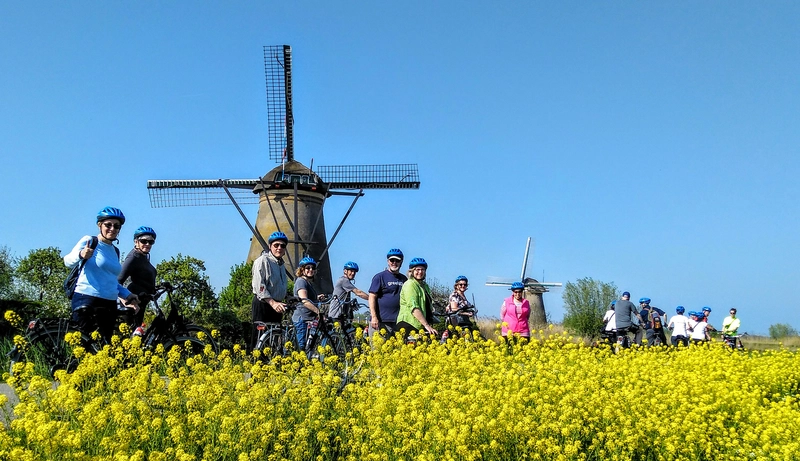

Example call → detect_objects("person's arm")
500 301 507 318
411 308 437 335
64 237 91 268
352 287 369 300
297 287 320 315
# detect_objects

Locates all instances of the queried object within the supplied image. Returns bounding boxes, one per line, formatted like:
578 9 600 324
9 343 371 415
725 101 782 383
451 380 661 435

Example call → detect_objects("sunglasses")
457 283 468 287
513 290 523 294
388 258 403 263
138 239 155 245
271 243 287 249
304 266 317 271
102 222 122 230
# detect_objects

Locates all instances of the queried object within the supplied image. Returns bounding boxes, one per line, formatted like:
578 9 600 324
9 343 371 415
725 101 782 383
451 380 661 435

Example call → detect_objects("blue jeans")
294 319 309 351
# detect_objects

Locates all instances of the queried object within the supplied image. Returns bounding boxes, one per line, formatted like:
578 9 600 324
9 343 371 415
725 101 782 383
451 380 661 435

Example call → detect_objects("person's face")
270 241 286 257
344 268 357 280
457 281 468 292
302 265 316 277
99 219 122 240
387 257 403 273
136 236 155 254
512 289 524 300
411 266 426 280
729 310 736 317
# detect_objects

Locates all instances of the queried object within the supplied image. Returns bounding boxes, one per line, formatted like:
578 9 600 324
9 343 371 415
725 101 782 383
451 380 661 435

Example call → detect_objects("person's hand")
370 317 379 330
125 294 140 310
80 241 95 260
425 325 438 336
270 300 286 313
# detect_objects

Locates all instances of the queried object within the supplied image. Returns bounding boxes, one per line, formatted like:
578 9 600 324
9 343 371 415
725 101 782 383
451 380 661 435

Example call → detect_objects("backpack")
651 311 663 330
63 236 99 299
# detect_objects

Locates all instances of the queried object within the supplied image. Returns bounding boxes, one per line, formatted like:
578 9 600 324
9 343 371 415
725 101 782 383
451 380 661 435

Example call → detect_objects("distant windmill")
486 237 562 325
146 45 420 293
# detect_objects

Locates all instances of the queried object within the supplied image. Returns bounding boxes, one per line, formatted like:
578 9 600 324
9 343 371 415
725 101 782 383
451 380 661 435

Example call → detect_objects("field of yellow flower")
1 328 799 461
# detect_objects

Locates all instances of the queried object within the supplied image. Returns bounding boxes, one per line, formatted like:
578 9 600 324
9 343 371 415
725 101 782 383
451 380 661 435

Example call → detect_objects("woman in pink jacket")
500 281 530 338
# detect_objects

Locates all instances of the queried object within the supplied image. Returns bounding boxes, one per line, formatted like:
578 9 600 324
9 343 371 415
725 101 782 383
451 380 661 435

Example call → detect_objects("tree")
155 254 219 324
219 261 254 321
15 247 70 316
562 277 618 338
768 323 798 340
0 246 16 299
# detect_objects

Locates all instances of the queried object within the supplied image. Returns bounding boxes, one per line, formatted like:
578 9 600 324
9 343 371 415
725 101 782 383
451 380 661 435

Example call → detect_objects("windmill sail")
264 45 293 163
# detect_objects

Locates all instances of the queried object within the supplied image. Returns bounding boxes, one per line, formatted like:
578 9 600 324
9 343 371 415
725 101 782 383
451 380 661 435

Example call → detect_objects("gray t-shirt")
329 275 356 319
292 277 319 322
614 299 637 329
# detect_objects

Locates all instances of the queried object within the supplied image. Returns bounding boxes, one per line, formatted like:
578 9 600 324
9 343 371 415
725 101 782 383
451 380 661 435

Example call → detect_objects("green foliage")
218 261 253 321
427 277 451 315
0 246 16 299
15 247 70 317
768 323 798 340
562 277 618 338
155 254 219 325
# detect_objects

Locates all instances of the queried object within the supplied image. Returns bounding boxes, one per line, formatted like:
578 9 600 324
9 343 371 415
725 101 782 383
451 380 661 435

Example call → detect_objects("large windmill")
486 237 562 325
147 45 420 293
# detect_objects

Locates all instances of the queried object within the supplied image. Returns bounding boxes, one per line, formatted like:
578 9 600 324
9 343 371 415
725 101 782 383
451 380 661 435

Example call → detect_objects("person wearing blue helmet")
368 248 408 336
700 306 717 333
118 226 158 328
613 292 643 347
328 261 369 324
500 282 531 338
250 231 290 349
396 257 437 339
292 256 325 350
64 207 138 342
667 306 690 347
689 310 710 344
447 275 475 328
636 297 667 347
602 300 617 340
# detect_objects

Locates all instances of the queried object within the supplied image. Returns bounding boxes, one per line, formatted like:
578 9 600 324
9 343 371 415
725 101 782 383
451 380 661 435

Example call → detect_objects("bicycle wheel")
182 324 220 353
315 331 347 362
257 326 294 358
164 336 207 357
9 326 96 378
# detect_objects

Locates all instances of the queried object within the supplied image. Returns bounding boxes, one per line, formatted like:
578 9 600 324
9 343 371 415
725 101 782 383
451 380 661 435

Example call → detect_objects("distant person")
64 207 139 342
251 231 289 349
600 300 617 343
118 226 158 328
368 249 407 336
292 257 324 350
447 275 475 329
637 297 667 346
328 261 369 326
667 306 690 347
500 282 530 339
689 311 710 344
613 291 642 347
721 308 741 336
396 258 437 340
701 306 716 332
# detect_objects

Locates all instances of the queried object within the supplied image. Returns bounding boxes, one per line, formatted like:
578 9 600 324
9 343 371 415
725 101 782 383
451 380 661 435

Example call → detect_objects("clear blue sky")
2 2 798 334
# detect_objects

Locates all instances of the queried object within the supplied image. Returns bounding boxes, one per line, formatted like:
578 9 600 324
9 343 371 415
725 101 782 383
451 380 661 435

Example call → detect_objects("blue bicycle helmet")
455 275 468 283
408 257 428 269
510 281 525 291
133 226 156 239
298 256 317 268
702 306 711 313
611 300 617 306
268 231 288 244
97 206 125 224
676 306 685 315
386 248 404 259
343 261 359 272
639 297 651 304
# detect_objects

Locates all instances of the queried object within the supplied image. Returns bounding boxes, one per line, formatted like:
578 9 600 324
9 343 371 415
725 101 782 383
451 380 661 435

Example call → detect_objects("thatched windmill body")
147 46 420 293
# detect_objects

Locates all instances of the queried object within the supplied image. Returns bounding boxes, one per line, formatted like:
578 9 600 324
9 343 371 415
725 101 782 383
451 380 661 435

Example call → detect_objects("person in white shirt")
600 300 617 343
667 305 690 347
689 311 709 344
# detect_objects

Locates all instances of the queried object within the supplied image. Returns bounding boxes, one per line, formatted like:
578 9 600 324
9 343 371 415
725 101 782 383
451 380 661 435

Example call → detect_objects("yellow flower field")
1 329 799 461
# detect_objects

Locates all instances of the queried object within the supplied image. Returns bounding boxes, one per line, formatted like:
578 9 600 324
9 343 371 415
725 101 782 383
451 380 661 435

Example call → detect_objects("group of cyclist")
64 207 159 343
602 291 743 347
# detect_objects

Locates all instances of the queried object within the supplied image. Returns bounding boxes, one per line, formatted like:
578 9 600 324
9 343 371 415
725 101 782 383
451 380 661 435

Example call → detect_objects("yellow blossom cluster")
1 329 799 460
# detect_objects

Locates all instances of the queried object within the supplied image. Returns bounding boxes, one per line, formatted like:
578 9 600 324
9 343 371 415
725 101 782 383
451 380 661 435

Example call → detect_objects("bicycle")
9 282 217 377
252 297 299 359
722 332 746 350
440 305 483 341
303 297 369 361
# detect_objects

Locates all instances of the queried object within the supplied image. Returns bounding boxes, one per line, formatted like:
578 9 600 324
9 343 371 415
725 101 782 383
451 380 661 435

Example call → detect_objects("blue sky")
1 2 798 334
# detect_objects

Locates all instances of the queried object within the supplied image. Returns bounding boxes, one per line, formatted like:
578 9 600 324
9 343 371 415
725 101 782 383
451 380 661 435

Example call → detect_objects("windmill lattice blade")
147 179 260 208
264 45 292 163
318 164 420 190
